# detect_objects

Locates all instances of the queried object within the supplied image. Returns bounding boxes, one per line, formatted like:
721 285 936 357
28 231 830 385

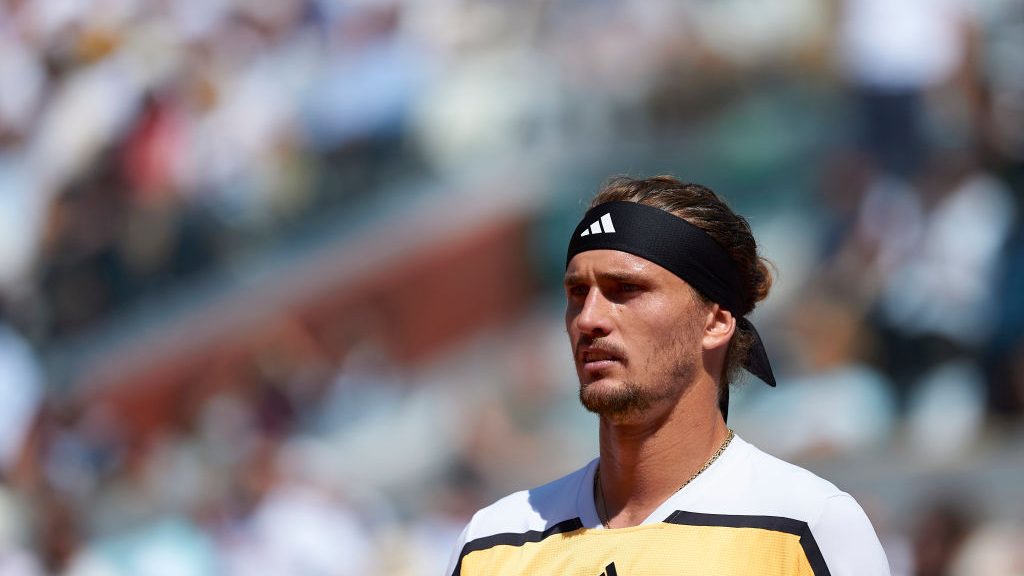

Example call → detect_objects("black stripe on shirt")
451 517 584 576
665 510 832 576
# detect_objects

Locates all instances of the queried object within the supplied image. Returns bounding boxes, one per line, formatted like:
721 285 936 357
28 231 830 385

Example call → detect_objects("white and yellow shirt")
447 435 889 576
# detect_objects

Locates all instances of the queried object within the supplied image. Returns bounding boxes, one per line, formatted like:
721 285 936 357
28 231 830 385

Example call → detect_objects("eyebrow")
563 270 649 286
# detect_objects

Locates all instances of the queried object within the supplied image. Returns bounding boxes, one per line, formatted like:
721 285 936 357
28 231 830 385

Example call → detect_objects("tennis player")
446 176 890 575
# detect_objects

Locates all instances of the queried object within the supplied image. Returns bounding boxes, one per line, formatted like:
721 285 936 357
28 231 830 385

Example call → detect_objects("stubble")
578 328 701 418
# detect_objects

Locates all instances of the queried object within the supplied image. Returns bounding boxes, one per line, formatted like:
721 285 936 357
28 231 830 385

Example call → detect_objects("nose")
573 288 613 337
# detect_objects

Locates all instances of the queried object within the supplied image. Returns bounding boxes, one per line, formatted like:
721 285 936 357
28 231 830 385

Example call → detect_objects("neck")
596 376 730 528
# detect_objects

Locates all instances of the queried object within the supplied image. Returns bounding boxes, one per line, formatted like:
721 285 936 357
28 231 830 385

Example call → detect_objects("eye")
619 283 643 293
566 284 589 297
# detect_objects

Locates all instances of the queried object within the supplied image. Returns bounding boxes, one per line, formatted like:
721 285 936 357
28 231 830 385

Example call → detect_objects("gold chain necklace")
594 428 735 529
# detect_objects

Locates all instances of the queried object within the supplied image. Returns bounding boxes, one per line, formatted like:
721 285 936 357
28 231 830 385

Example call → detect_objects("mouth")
578 346 624 373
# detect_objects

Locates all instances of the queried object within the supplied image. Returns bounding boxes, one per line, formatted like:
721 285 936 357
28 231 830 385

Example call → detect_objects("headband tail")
718 383 730 422
737 317 777 387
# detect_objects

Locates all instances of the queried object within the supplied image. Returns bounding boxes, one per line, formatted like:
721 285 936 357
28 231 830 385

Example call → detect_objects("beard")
578 333 701 418
579 378 663 416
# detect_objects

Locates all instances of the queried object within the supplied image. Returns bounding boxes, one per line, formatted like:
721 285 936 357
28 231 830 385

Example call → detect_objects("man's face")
564 249 708 420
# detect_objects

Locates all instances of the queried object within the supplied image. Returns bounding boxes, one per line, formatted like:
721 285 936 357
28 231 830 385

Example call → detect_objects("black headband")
566 201 777 399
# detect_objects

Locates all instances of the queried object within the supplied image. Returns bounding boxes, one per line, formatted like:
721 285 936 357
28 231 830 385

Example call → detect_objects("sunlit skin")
564 249 736 528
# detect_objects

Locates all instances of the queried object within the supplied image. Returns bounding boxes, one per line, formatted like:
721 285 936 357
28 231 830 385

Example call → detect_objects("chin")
579 379 649 417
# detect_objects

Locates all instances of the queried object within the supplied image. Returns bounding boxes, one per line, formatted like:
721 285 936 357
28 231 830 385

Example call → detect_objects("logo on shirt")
579 213 616 237
598 562 619 576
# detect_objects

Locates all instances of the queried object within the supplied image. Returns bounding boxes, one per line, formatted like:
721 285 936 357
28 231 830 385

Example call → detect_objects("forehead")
564 250 680 284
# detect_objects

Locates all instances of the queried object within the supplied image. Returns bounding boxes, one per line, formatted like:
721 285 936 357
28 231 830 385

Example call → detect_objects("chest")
458 522 822 576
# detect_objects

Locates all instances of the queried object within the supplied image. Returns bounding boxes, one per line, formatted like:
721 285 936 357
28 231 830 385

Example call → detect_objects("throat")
594 428 735 529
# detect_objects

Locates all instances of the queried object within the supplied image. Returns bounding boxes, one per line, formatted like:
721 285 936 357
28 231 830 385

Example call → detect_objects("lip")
582 359 619 373
578 346 623 373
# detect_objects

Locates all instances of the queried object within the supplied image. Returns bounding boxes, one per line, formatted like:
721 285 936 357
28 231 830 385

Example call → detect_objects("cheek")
637 308 703 357
633 296 691 337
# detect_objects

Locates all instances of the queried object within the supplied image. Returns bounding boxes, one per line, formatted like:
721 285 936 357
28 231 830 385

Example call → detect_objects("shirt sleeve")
811 493 891 576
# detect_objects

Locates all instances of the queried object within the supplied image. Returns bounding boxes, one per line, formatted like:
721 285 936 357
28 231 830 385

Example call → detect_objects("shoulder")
459 460 594 544
744 438 845 500
728 437 890 575
445 461 594 576
697 436 847 523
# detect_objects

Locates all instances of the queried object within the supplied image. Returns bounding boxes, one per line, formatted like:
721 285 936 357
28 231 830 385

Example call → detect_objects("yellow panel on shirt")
457 514 824 576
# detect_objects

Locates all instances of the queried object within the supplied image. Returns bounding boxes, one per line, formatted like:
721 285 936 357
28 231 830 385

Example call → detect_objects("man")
446 176 890 575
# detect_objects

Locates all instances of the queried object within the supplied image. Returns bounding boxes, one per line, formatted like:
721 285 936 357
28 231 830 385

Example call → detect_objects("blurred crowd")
1 0 1024 575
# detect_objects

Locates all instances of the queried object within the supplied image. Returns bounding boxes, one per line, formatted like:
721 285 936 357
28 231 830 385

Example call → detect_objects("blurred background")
0 0 1023 574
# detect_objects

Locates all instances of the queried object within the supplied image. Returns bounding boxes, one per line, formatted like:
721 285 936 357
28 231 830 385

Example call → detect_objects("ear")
702 303 735 351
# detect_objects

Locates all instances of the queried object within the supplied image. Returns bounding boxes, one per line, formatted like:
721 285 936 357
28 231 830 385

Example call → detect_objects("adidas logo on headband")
579 213 615 237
